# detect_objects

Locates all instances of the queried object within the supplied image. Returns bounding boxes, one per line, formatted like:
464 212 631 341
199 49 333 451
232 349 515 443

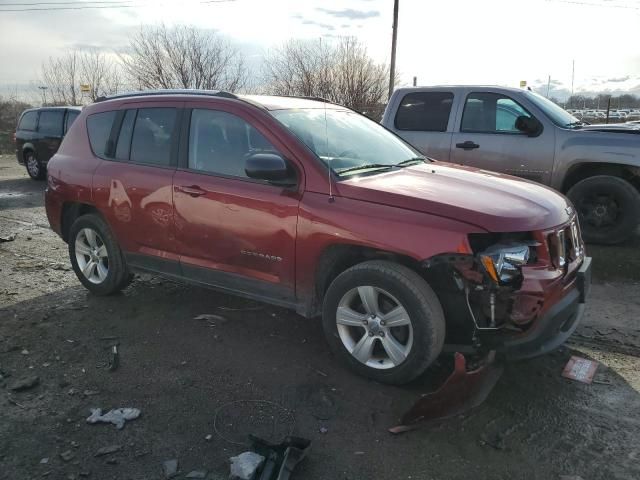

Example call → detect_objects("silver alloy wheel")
26 153 40 177
336 286 413 370
74 228 109 284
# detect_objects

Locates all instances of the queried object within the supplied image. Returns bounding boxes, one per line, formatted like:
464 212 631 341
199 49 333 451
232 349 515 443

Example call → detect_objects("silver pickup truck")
382 86 640 244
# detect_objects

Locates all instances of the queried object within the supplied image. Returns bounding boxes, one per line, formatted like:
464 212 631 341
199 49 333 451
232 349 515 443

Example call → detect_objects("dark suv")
44 90 591 385
15 106 81 180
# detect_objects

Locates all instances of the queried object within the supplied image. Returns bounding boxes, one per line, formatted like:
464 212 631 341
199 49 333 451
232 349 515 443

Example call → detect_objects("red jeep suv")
45 90 591 385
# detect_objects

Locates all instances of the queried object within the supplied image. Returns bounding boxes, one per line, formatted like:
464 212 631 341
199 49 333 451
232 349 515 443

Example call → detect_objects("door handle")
455 141 480 150
176 185 206 197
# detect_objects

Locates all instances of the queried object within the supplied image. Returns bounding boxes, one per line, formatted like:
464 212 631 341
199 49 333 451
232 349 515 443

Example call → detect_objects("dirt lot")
1 154 639 480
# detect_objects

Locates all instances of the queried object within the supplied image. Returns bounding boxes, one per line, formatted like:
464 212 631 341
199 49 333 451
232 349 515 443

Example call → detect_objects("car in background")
382 86 640 244
15 106 81 180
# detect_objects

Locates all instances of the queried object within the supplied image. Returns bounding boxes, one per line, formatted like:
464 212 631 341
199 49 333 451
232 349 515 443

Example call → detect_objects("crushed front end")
424 216 591 360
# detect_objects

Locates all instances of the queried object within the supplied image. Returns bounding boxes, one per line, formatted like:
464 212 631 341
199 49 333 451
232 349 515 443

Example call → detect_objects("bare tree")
40 49 123 105
263 37 392 117
120 24 248 91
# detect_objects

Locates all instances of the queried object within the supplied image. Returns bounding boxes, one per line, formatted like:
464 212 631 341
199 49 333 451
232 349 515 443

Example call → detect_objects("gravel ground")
1 154 639 480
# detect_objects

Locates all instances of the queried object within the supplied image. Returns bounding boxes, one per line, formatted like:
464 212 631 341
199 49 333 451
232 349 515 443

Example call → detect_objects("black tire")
24 150 45 180
322 260 446 385
68 213 132 295
567 175 640 245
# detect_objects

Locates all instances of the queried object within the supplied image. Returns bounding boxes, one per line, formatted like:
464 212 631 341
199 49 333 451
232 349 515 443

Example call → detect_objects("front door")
450 91 556 184
173 105 301 304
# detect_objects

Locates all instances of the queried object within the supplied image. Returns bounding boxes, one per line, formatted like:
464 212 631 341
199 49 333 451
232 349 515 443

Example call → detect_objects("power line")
546 0 640 10
0 0 235 11
1 1 134 5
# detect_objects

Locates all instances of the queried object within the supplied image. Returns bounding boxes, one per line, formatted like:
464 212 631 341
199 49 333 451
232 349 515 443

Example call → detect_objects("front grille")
548 219 584 269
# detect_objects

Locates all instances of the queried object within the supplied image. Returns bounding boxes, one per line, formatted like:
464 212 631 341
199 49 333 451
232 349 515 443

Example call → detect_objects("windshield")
523 91 581 128
271 108 424 176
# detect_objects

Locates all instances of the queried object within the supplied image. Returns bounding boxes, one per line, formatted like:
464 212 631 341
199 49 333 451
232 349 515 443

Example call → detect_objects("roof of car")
26 106 82 111
94 90 344 111
396 85 527 94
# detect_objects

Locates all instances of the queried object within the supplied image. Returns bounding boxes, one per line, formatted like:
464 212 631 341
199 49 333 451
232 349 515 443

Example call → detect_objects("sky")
1 0 639 102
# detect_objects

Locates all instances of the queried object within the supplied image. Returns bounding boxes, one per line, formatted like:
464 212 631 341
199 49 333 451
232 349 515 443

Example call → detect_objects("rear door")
36 109 65 163
450 90 556 184
386 90 456 161
172 102 301 303
91 103 183 271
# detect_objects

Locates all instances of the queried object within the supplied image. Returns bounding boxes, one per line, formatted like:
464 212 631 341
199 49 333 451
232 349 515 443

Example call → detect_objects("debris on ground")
108 345 119 372
229 451 265 480
185 470 207 479
163 459 179 479
60 450 75 462
249 435 312 480
0 233 17 242
205 434 213 442
194 313 227 322
562 356 598 384
9 375 40 392
40 458 49 464
94 444 122 457
86 407 141 429
319 427 328 434
389 352 503 434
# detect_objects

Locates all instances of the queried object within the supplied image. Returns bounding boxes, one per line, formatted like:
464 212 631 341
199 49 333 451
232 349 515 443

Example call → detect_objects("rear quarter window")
18 111 38 131
86 111 116 158
38 110 64 136
394 92 454 132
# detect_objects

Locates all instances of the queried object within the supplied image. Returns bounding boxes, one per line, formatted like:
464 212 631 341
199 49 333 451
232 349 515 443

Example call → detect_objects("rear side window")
38 110 64 136
115 109 136 161
130 108 177 166
394 92 454 131
19 111 38 131
461 93 532 133
87 111 116 158
65 110 80 133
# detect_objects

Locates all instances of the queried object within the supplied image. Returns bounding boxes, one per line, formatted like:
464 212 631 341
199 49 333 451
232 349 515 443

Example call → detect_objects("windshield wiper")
336 163 395 175
565 121 585 129
396 157 426 167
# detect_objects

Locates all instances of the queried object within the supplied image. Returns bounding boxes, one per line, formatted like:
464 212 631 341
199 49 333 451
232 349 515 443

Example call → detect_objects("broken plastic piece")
108 345 119 371
230 451 265 480
389 352 503 434
86 407 141 429
249 435 311 480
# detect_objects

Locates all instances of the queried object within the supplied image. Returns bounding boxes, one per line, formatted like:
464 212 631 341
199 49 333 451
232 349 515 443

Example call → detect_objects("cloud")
301 19 335 30
606 75 630 83
316 8 380 20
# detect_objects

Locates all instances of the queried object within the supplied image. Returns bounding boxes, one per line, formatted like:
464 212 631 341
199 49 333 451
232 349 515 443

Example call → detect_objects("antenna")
324 99 334 202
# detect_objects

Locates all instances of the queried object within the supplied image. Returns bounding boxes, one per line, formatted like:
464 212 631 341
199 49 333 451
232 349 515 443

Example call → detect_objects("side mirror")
515 115 543 137
245 153 295 185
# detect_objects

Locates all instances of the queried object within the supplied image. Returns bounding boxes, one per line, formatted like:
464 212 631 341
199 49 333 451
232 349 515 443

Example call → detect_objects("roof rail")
94 89 238 103
281 95 332 103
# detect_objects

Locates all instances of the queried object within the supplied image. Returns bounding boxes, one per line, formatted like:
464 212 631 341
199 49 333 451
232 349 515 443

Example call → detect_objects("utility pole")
546 75 551 98
388 0 399 99
38 86 48 106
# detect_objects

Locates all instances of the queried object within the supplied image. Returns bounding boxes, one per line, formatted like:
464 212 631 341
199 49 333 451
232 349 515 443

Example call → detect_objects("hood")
580 123 640 134
337 162 572 232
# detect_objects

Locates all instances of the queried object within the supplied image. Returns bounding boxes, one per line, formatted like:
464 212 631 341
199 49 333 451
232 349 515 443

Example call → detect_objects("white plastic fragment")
86 408 141 429
229 451 265 480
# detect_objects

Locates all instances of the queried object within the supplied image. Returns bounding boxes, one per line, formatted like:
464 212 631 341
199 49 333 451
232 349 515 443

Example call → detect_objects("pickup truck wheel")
567 175 640 245
322 260 445 385
25 151 45 180
68 214 132 295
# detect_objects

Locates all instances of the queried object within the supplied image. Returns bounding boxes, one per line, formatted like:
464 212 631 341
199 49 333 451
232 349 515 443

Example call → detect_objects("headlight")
479 244 530 284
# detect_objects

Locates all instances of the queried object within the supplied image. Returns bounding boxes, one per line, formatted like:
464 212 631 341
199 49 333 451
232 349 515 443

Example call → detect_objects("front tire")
25 150 45 180
322 260 445 385
567 175 640 245
68 213 132 295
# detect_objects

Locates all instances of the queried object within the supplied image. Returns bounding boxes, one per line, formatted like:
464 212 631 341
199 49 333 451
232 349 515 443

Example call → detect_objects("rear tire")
25 150 45 180
322 260 445 385
68 213 132 295
567 175 640 245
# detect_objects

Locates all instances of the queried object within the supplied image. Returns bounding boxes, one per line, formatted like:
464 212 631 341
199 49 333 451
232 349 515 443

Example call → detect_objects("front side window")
38 110 64 136
394 92 454 131
272 108 422 177
87 111 116 158
19 111 38 131
461 93 532 133
188 109 278 178
130 108 177 166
